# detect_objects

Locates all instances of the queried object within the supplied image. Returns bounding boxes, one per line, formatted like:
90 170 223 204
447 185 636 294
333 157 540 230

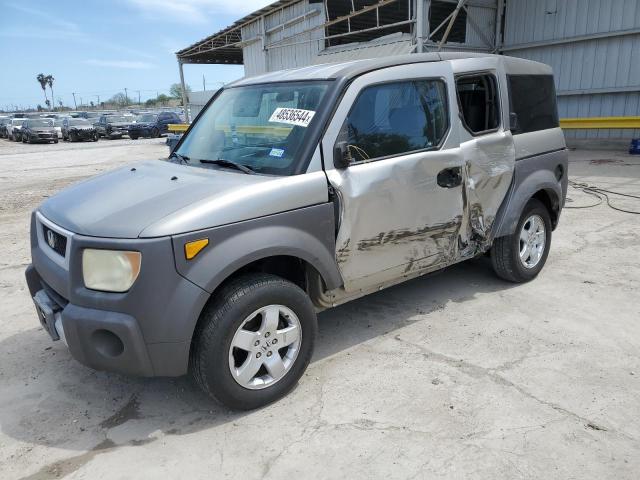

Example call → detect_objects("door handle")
437 167 462 188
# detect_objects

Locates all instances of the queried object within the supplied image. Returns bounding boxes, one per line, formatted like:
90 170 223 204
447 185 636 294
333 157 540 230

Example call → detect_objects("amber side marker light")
185 239 209 260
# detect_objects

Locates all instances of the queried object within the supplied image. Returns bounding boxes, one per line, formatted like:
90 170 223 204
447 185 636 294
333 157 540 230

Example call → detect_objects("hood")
130 122 154 128
34 127 55 133
38 160 328 239
108 122 131 127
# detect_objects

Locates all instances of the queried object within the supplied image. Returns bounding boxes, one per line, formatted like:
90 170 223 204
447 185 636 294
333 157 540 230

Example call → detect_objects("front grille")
42 225 67 257
38 133 52 138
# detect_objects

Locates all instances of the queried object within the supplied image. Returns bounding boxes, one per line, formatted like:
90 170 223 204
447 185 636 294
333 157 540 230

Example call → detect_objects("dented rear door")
323 62 464 292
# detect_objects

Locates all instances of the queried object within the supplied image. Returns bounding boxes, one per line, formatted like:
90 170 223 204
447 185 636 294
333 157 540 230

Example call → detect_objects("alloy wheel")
228 305 302 390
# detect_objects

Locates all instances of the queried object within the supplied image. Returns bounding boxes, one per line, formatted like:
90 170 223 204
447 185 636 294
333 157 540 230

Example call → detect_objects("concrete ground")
0 138 638 479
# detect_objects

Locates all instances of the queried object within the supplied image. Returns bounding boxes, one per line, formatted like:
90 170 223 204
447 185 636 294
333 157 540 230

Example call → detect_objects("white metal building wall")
241 0 326 77
502 0 640 140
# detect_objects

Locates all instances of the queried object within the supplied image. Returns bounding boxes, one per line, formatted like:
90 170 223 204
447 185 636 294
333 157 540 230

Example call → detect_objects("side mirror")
509 112 519 132
333 141 351 169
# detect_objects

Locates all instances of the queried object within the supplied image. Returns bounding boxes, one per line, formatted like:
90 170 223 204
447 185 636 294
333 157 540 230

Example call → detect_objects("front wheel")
190 274 317 410
491 198 552 283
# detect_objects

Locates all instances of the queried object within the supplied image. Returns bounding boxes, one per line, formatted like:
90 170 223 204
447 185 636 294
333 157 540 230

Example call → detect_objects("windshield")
176 81 330 176
138 114 157 122
107 116 131 123
29 119 53 127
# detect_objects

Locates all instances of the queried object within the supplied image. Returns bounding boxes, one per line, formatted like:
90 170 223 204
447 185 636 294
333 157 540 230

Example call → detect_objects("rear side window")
456 74 500 134
508 74 559 134
339 79 449 162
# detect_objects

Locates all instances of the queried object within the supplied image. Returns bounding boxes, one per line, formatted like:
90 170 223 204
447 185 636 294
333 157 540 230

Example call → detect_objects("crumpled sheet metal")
328 132 514 293
459 132 515 255
327 150 465 292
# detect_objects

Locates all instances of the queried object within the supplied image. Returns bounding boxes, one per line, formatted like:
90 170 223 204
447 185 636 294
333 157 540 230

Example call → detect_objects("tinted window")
339 79 448 162
456 74 500 134
508 74 559 134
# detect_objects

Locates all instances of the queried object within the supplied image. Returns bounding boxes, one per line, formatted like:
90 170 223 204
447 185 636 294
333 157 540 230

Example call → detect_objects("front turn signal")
185 238 209 260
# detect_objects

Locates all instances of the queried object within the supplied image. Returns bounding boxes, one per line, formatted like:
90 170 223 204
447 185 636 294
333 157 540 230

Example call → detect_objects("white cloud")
124 0 274 24
84 59 156 69
5 3 81 33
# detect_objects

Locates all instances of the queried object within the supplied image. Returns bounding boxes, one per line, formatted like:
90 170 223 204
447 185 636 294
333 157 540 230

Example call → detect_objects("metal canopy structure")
175 0 497 120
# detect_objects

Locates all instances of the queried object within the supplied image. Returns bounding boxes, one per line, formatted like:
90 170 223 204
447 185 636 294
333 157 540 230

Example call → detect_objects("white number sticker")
269 108 316 127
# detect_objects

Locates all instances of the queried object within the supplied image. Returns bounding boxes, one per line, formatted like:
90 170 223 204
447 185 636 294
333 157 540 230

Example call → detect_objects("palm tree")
36 73 49 107
45 75 55 111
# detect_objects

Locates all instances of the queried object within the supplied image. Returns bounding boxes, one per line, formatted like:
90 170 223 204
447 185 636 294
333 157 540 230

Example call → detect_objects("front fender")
494 149 568 237
172 203 342 294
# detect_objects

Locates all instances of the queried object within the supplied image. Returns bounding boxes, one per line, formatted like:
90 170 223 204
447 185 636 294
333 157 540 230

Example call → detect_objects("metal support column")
416 0 425 53
178 59 189 122
494 0 504 51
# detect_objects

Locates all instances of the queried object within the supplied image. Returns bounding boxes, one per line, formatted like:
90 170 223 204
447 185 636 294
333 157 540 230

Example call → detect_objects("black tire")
190 273 317 410
152 127 160 138
130 134 139 140
93 133 99 142
491 198 552 283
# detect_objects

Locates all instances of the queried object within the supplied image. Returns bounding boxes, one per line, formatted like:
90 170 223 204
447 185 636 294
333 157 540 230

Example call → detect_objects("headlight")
82 249 141 292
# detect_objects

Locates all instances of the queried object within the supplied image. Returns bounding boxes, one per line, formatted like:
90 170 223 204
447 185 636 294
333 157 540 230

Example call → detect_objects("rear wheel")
130 134 139 140
491 198 552 283
190 273 317 410
152 127 160 138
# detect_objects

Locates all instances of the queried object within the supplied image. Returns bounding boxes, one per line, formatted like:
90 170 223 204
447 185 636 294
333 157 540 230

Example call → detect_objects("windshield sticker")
269 148 285 158
269 108 315 127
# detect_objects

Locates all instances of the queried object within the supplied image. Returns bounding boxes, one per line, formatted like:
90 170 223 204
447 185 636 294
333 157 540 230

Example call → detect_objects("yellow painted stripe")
167 123 292 135
171 117 640 134
560 116 640 129
168 123 189 132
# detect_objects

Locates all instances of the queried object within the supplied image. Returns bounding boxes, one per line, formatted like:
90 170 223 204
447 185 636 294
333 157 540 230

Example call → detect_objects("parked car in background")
128 111 183 139
8 118 26 141
53 118 69 139
21 118 58 144
0 117 11 138
94 114 133 139
62 118 98 142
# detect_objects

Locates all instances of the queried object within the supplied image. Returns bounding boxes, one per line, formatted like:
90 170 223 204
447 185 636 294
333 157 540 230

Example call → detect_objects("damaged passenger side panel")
458 131 515 256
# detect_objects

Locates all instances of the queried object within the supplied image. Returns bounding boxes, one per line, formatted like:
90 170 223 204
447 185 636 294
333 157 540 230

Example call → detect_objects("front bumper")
26 212 210 377
69 129 96 140
27 265 154 375
30 133 57 142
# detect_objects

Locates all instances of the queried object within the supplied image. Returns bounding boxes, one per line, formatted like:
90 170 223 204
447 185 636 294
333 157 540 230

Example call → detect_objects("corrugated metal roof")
176 0 295 58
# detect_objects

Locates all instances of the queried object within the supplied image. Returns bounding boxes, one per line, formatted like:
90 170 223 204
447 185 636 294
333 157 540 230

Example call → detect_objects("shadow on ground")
0 256 517 465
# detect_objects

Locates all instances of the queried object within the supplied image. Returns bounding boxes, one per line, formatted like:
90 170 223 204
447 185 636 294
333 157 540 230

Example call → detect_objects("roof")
228 52 483 86
176 0 296 64
227 52 554 86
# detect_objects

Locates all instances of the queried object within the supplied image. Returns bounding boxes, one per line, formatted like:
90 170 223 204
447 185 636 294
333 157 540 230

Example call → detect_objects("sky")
0 0 274 110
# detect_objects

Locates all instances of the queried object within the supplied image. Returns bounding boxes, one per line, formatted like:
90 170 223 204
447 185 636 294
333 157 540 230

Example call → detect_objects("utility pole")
95 95 100 109
80 97 83 108
72 93 77 110
124 87 129 106
203 74 206 91
135 90 141 105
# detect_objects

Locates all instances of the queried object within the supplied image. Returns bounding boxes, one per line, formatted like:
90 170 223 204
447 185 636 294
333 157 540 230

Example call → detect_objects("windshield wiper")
199 159 255 174
169 152 190 164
